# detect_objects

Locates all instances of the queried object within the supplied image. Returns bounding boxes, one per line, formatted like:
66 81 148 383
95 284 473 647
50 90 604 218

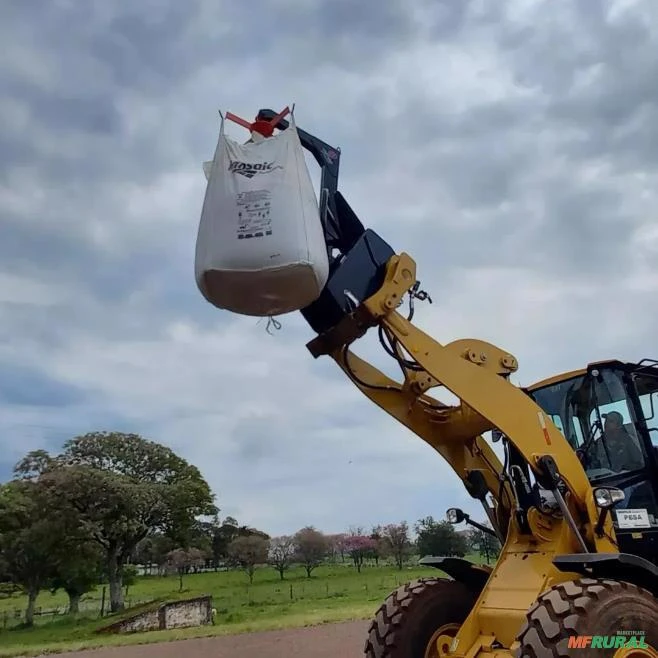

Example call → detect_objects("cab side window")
634 373 658 449
639 393 658 448
586 371 646 473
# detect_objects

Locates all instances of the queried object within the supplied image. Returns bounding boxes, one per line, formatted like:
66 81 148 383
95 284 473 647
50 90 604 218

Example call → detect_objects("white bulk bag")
195 112 329 317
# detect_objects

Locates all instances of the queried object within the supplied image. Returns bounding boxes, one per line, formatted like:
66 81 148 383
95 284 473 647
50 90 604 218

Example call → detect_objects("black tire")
363 577 477 658
516 578 658 658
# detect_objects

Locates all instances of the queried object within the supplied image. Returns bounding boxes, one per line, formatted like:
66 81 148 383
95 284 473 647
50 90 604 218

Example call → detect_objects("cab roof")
525 359 637 392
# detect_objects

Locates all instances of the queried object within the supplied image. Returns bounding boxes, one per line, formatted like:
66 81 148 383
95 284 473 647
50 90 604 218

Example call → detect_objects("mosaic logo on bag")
228 161 282 178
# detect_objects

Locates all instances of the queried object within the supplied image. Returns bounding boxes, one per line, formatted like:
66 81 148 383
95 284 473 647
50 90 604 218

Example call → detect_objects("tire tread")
516 578 656 658
363 578 471 657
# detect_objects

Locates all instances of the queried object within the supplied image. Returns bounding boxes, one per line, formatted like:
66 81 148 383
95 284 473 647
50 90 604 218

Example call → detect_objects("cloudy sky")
2 0 658 538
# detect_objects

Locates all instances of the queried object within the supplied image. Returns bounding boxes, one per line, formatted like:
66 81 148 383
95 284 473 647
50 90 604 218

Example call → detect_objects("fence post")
289 583 293 600
100 587 106 617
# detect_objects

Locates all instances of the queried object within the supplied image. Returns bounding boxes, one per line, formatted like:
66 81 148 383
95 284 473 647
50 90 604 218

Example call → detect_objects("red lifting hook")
225 106 291 138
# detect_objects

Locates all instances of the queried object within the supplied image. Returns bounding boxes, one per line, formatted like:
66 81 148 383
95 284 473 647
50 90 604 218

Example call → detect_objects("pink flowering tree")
344 535 377 573
331 533 349 563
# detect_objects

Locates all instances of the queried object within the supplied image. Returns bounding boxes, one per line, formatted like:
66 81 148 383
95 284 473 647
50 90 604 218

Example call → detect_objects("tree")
166 548 206 591
184 519 213 562
210 517 240 563
268 536 296 580
294 527 328 578
0 480 60 626
227 535 269 584
15 431 216 612
344 534 377 573
326 533 348 563
415 516 467 558
223 515 238 526
237 525 270 541
121 564 138 599
133 533 176 575
0 582 21 599
13 449 53 480
468 525 501 563
368 526 384 566
0 470 104 619
49 537 103 614
381 522 412 570
193 515 224 570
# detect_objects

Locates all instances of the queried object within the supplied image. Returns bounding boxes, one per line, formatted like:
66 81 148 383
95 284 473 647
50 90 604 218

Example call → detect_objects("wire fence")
0 575 408 629
0 595 157 630
210 572 409 614
0 566 464 630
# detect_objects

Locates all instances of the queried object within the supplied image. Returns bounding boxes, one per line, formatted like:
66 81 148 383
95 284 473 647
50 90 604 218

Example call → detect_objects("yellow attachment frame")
307 253 618 656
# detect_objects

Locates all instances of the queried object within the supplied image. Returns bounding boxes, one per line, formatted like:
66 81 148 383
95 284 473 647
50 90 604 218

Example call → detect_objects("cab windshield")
528 368 646 481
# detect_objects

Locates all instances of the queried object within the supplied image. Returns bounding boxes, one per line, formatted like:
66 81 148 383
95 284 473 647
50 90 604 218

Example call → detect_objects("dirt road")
54 621 370 658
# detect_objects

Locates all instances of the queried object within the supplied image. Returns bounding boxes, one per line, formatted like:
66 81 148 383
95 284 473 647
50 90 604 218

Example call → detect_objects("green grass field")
0 559 491 656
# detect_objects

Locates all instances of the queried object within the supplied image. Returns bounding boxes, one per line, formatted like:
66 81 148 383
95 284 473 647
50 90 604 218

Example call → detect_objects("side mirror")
446 508 466 524
491 429 504 443
593 487 625 510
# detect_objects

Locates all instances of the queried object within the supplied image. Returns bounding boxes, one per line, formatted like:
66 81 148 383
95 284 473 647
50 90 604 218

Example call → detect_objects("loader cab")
527 360 658 565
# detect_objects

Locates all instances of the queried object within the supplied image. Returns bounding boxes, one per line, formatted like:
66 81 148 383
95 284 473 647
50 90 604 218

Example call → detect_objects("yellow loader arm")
306 252 617 654
253 109 658 657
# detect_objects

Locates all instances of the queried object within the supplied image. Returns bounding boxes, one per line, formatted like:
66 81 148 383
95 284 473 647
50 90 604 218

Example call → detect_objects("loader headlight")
446 508 465 524
593 487 625 510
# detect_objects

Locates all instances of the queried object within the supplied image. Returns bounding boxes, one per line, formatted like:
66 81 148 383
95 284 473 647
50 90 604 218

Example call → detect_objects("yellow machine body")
243 108 658 657
306 252 652 657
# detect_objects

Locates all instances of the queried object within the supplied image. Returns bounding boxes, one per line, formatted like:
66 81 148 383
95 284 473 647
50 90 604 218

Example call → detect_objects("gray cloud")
2 0 658 535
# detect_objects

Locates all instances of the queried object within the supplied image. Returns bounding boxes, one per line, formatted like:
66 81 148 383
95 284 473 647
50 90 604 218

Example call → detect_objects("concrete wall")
162 597 212 630
114 609 161 634
99 596 213 634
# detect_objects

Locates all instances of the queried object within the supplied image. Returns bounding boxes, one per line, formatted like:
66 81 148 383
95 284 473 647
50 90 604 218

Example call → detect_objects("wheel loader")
253 110 658 657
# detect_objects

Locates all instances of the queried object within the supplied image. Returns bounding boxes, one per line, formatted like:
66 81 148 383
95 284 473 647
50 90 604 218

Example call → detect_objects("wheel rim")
425 623 461 658
614 646 658 658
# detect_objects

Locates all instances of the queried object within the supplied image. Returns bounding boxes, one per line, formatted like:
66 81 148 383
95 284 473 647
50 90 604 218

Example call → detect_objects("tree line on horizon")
0 432 500 627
